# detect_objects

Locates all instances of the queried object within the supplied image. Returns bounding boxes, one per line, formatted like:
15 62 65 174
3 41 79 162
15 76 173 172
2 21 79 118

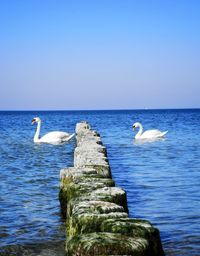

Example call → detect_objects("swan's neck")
135 123 143 139
34 121 41 143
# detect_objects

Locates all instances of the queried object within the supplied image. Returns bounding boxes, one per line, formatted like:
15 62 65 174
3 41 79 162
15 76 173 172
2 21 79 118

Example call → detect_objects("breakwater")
59 121 165 255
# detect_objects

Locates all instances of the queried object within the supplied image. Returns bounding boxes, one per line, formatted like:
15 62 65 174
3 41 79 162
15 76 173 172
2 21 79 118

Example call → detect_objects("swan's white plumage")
32 117 74 144
133 122 167 140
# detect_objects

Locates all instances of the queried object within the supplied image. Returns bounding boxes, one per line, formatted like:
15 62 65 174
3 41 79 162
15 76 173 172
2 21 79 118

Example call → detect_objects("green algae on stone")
64 186 128 215
60 167 98 189
60 167 98 178
66 232 151 256
100 218 165 256
90 186 128 213
67 201 128 237
59 174 115 218
66 191 128 219
72 176 115 187
84 164 112 178
59 121 165 255
63 177 115 199
60 167 114 185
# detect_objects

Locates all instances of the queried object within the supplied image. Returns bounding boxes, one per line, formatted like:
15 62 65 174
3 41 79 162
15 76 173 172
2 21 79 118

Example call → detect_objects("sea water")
0 110 199 255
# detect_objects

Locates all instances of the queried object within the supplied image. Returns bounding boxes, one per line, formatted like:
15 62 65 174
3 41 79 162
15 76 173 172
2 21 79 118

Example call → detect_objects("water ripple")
0 110 200 255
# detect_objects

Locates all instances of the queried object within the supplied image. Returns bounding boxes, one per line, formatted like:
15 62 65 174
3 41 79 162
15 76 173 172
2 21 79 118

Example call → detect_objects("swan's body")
132 122 168 140
32 117 75 144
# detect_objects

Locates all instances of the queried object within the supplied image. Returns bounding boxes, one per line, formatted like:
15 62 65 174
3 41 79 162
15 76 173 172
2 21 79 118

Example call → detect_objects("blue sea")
0 110 199 255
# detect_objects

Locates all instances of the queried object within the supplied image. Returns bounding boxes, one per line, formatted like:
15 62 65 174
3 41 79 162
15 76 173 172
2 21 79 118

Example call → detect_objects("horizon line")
0 107 200 112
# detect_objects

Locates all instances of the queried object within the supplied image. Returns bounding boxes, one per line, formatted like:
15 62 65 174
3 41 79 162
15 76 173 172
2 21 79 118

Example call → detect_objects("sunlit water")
0 110 199 255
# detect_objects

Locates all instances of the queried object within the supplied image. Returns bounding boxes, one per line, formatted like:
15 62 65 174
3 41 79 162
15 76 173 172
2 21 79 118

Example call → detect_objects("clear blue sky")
0 0 200 110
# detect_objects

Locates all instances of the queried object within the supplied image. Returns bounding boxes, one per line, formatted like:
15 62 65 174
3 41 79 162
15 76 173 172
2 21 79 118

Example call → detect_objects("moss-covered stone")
60 167 98 187
60 167 112 185
67 191 128 220
62 177 115 198
85 164 112 178
90 187 128 213
61 186 127 215
66 232 151 256
67 201 128 237
101 218 165 256
65 186 128 218
59 121 165 255
59 173 115 217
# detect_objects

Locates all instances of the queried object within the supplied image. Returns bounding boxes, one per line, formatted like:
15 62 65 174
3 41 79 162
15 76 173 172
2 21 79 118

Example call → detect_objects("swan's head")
132 122 141 130
31 117 41 125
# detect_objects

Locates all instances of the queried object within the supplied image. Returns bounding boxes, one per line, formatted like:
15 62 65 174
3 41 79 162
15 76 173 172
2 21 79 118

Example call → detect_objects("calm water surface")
0 110 199 255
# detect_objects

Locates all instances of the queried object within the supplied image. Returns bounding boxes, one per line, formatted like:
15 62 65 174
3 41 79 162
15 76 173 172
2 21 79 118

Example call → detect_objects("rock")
74 151 108 168
84 164 112 178
59 168 115 217
67 201 128 237
66 232 151 256
75 121 91 134
75 145 107 156
101 218 165 255
59 121 165 256
67 192 128 220
90 187 128 213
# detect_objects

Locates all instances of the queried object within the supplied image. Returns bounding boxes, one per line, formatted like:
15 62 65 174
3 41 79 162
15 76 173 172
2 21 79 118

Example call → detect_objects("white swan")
31 117 75 144
132 122 168 140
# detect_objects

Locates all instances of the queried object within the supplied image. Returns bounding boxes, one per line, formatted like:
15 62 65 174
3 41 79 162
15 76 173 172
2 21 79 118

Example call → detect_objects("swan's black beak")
31 119 36 125
132 125 135 130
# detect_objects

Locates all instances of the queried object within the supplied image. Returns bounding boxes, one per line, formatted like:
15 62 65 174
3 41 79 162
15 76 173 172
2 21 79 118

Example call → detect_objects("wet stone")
67 201 128 237
59 121 165 256
90 186 128 213
66 192 128 220
101 218 165 256
84 164 112 178
66 232 151 256
59 174 115 217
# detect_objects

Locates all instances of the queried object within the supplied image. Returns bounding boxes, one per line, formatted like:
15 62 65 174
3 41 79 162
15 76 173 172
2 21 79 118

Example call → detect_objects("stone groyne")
59 121 165 256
